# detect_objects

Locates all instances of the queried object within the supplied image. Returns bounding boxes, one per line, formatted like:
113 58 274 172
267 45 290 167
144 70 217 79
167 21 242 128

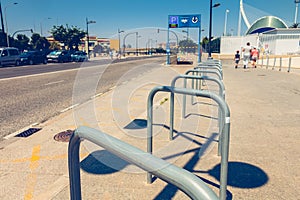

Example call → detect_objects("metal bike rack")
185 69 222 80
195 66 223 78
198 62 222 69
68 126 218 200
203 59 222 65
199 61 222 69
170 75 225 156
147 86 230 200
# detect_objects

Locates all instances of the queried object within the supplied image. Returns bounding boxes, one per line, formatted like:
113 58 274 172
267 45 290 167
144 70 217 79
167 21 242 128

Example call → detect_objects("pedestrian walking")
251 47 259 68
242 42 251 69
234 50 240 69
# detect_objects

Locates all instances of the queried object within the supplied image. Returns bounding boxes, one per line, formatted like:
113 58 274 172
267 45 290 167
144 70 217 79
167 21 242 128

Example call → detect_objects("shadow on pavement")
195 161 269 189
81 150 129 174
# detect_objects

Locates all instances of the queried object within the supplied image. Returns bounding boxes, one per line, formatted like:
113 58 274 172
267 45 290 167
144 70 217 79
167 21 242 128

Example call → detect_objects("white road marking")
90 93 103 99
60 104 79 113
109 86 116 91
0 63 108 82
44 80 65 86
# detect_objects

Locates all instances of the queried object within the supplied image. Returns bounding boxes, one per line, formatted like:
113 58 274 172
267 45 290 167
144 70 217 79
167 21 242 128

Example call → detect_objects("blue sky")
2 0 297 46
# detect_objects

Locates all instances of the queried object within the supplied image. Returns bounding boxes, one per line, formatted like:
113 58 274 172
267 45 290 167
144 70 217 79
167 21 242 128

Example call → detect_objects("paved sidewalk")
0 61 299 199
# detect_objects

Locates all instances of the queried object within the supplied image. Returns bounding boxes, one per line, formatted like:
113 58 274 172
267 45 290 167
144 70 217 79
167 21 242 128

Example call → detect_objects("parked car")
0 47 20 66
46 50 72 63
20 51 47 65
71 51 87 62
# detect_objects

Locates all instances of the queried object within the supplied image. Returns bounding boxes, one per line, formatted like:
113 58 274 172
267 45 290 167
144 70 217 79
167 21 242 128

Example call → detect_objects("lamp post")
223 9 229 36
118 28 124 58
0 2 5 39
4 2 18 47
86 17 96 59
40 17 51 36
136 32 141 56
157 28 179 53
295 0 300 24
182 29 189 54
198 29 205 63
208 0 220 58
12 29 33 38
122 31 138 57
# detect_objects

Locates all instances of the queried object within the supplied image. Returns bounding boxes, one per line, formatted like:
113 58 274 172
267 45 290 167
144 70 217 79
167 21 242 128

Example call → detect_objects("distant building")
46 36 120 54
246 16 288 35
220 28 300 55
217 0 298 55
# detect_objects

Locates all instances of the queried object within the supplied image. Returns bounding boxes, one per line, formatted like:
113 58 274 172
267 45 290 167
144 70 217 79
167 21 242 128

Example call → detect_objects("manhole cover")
54 130 74 142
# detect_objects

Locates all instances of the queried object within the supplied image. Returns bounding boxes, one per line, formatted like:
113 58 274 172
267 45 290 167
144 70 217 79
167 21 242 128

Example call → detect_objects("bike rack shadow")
81 150 130 174
124 118 147 129
195 161 269 189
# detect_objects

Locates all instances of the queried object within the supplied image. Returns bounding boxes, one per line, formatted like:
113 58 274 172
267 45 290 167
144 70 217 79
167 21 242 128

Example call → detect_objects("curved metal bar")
171 75 225 156
198 62 222 69
197 63 222 69
68 126 218 200
195 66 223 78
169 75 225 141
185 69 222 80
147 86 230 200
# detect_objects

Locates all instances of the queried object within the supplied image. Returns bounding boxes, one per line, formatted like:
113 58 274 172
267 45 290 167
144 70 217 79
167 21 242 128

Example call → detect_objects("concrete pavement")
0 59 299 199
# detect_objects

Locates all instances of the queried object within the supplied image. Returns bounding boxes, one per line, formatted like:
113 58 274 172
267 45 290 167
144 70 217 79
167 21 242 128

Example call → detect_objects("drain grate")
15 128 42 138
54 130 74 142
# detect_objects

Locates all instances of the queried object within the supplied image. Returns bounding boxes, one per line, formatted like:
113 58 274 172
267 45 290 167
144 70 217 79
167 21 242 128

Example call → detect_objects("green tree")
50 25 86 50
289 23 300 28
179 39 197 53
12 34 31 52
201 37 209 52
30 33 50 50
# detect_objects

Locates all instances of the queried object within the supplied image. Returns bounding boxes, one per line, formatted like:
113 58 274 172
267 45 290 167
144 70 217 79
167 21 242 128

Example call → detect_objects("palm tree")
289 23 300 28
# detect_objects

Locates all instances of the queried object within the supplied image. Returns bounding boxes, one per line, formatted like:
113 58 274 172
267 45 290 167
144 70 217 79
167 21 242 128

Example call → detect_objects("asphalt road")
0 56 165 140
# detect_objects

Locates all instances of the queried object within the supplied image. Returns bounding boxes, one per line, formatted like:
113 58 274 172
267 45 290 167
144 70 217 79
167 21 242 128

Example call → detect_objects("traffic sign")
168 14 201 28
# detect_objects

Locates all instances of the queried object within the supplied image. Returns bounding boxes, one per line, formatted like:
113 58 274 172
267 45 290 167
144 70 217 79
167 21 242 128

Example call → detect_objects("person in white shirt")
242 42 251 69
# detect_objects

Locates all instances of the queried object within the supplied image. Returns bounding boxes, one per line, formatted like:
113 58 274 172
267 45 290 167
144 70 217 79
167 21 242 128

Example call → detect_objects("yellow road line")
24 145 40 200
0 153 89 164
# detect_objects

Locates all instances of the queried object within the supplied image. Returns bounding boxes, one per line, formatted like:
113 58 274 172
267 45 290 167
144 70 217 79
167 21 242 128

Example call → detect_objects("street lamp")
118 28 124 58
40 17 51 36
0 2 5 38
136 32 141 56
182 29 189 54
4 2 18 47
122 31 138 57
223 9 229 36
86 17 96 59
157 28 179 53
12 29 33 38
295 0 300 24
208 0 220 58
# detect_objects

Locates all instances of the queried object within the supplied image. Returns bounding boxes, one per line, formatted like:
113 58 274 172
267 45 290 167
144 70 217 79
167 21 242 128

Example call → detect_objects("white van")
0 47 20 66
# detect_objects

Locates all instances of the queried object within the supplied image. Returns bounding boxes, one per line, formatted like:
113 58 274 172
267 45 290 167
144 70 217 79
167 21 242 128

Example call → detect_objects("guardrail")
258 55 299 73
68 126 219 200
147 86 230 200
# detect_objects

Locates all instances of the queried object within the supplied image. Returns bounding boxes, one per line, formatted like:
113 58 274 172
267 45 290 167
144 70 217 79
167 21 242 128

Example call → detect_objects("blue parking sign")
168 14 201 28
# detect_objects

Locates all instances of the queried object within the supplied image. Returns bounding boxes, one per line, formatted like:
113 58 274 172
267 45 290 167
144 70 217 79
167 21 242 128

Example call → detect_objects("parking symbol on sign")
169 16 178 24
